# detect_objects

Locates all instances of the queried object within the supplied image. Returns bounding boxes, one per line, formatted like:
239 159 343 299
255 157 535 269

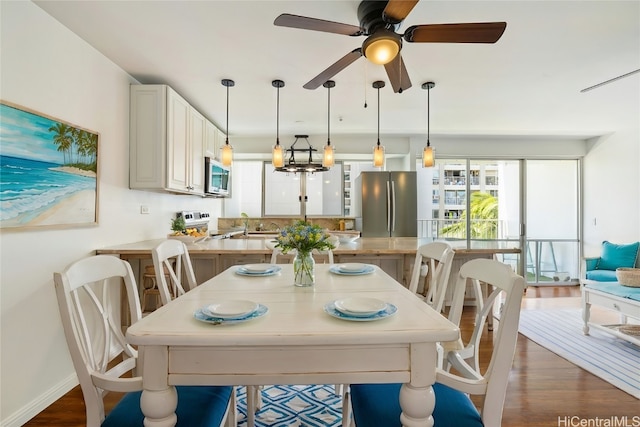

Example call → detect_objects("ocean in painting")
0 155 96 224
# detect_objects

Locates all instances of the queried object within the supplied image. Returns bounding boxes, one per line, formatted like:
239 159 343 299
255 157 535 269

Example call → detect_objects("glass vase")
293 251 315 287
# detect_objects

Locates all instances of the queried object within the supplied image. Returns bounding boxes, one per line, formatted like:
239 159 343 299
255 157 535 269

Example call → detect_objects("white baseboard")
0 373 78 427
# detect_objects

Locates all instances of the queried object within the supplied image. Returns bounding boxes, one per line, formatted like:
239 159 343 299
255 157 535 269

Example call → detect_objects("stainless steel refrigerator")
353 171 417 237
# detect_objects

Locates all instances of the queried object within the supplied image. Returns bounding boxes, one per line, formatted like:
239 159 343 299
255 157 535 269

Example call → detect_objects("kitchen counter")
96 237 520 256
97 238 521 311
100 236 520 257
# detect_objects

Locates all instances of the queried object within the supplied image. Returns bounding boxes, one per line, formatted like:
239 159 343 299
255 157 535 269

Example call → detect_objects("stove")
177 211 210 234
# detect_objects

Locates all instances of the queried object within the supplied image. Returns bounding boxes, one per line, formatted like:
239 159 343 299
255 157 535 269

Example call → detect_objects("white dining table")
126 263 459 427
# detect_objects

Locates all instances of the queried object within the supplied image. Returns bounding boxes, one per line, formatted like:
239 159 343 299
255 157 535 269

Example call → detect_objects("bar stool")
141 264 170 313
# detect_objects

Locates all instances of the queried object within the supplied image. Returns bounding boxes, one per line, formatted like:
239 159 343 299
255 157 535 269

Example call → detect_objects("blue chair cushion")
585 269 618 282
102 385 232 427
350 382 483 427
596 241 639 271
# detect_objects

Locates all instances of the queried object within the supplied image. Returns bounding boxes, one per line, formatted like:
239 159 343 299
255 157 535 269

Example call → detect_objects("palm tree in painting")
76 130 98 171
440 192 499 239
49 122 73 164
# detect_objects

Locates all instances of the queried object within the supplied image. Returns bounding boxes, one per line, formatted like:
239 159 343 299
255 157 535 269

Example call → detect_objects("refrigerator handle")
386 180 391 232
391 180 396 232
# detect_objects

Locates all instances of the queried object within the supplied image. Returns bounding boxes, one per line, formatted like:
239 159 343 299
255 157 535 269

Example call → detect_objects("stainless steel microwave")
204 157 230 197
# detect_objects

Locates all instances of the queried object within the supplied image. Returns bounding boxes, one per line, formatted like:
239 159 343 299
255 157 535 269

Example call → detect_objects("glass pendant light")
272 80 285 168
322 80 335 168
220 79 234 167
372 80 385 167
422 81 435 168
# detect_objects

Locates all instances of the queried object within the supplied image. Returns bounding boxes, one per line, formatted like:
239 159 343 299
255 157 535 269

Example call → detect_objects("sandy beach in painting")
1 189 96 228
50 166 97 178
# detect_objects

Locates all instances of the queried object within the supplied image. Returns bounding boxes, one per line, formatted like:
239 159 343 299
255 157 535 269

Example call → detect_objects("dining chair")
53 255 236 427
407 241 455 313
346 258 526 427
151 239 198 305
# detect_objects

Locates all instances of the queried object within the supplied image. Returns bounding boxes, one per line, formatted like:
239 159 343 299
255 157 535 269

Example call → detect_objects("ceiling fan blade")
274 13 363 36
383 0 419 24
303 48 363 90
384 53 412 93
404 22 507 43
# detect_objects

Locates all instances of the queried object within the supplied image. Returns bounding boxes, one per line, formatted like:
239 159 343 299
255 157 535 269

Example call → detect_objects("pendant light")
272 79 285 168
422 81 435 168
322 80 335 168
372 80 385 167
220 79 234 167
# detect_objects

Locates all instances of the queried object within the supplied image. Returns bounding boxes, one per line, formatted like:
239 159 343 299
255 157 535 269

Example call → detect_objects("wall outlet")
140 205 150 214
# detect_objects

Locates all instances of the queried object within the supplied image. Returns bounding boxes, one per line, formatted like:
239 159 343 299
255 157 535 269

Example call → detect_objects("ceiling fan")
274 0 507 93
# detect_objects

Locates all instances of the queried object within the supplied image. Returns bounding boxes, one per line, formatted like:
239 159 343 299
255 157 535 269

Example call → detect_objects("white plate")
236 265 282 276
329 265 375 276
195 304 269 325
334 297 387 317
241 263 278 273
203 300 258 319
324 301 397 322
338 263 367 272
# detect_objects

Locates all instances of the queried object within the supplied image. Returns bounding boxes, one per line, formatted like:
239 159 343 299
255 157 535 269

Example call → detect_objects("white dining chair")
408 241 455 313
151 239 198 305
346 258 526 427
53 255 236 427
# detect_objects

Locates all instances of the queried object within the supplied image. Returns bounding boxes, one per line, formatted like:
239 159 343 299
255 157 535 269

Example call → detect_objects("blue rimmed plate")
323 301 397 322
235 264 282 276
194 304 269 325
329 264 375 275
202 300 258 319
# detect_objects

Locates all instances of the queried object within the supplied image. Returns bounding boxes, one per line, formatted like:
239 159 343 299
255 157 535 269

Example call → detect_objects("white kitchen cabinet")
130 84 207 196
205 119 224 159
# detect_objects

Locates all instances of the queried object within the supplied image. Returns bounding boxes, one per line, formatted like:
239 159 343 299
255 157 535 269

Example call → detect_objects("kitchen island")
96 237 521 288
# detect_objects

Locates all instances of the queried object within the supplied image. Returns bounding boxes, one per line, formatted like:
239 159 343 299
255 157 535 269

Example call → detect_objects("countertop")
96 237 521 256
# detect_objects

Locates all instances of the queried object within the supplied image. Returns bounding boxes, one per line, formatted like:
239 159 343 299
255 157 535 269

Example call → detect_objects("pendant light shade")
372 80 385 167
322 80 335 168
422 81 435 168
272 80 285 168
220 79 234 167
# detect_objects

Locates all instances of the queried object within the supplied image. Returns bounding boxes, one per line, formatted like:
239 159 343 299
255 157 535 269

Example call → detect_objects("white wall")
0 3 224 425
583 128 640 256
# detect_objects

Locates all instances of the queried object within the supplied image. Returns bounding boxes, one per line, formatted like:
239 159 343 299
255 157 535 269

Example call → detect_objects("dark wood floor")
24 285 639 426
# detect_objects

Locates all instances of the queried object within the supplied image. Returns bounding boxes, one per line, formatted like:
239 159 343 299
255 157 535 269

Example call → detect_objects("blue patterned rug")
236 384 343 427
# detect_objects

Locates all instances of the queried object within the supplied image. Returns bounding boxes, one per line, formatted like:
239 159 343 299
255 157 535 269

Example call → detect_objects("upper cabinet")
130 84 218 196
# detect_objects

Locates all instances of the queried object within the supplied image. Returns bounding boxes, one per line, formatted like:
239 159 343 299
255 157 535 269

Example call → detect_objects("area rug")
236 384 343 427
517 308 640 399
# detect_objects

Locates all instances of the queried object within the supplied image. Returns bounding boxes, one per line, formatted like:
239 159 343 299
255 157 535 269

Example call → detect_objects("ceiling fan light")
363 31 401 65
422 144 434 168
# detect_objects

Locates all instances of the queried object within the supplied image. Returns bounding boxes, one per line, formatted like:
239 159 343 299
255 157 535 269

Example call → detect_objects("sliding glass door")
417 158 580 285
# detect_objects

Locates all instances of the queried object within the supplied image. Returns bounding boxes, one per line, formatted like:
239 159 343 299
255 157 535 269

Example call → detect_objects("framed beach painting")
0 100 99 230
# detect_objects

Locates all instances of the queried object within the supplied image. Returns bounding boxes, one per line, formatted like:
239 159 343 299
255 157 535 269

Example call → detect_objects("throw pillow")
596 241 639 270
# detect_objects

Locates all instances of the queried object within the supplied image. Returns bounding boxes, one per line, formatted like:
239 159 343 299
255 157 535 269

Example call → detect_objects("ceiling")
34 0 640 146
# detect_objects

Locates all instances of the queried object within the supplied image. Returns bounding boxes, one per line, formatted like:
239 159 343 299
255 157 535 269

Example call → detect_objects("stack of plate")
324 297 397 321
194 299 268 324
236 264 281 276
329 263 375 275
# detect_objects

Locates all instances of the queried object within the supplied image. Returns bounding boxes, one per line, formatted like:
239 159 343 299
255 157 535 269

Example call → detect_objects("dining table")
125 263 460 427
